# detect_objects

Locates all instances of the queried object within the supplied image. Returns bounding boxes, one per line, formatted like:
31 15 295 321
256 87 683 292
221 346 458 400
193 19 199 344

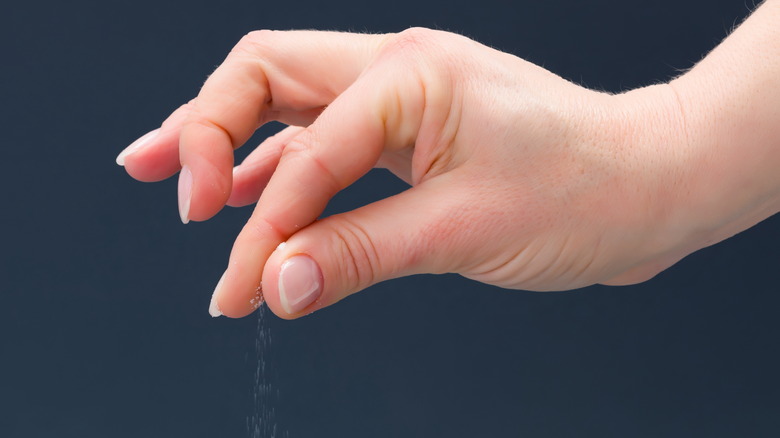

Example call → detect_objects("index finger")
177 30 388 223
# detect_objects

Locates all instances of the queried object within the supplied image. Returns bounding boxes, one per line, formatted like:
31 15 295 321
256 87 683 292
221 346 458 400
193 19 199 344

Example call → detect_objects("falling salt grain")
247 303 286 438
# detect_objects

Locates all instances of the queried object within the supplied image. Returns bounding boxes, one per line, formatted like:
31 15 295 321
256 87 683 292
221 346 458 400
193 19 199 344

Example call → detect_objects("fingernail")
178 165 192 224
279 255 323 315
116 128 160 166
209 272 225 318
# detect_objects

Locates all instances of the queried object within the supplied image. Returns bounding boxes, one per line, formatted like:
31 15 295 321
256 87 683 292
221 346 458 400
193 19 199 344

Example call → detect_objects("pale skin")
117 0 780 319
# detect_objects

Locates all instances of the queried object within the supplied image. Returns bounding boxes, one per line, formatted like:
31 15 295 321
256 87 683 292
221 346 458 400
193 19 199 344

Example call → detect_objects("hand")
116 25 775 319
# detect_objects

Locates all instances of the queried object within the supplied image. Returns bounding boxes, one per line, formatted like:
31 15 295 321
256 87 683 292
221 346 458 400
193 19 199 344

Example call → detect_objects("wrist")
612 74 780 266
605 84 703 260
668 0 780 246
604 0 780 268
669 70 780 244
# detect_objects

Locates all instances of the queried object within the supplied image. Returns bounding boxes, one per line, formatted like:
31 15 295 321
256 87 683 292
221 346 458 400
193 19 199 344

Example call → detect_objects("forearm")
645 0 780 250
674 0 780 228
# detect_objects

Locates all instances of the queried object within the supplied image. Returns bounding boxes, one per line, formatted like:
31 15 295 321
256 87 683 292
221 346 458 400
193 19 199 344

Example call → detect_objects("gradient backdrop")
2 0 779 437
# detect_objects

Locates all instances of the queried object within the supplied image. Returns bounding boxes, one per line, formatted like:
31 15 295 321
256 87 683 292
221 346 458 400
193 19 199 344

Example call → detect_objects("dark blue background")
2 0 778 437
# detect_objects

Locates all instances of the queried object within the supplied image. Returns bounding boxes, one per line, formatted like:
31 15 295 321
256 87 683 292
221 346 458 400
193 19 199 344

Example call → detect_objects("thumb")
260 174 464 319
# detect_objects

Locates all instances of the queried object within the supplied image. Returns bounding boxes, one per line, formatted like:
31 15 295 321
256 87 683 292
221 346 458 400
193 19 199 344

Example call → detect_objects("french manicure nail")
278 255 323 315
116 128 160 166
178 165 192 224
209 272 225 318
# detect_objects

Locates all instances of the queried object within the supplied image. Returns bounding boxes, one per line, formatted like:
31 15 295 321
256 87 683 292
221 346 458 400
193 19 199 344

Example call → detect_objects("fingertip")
210 260 268 319
261 241 327 320
119 102 196 181
225 166 271 208
278 254 323 315
120 128 183 182
210 282 258 319
258 244 288 319
116 129 159 166
179 123 235 221
208 272 225 317
178 166 192 224
184 168 232 222
225 167 250 207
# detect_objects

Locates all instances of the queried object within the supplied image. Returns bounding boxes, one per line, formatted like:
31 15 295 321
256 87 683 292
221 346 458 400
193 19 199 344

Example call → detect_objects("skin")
117 0 780 319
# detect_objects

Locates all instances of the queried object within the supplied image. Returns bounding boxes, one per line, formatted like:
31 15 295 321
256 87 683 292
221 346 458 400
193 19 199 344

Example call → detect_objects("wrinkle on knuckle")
282 136 343 191
186 115 237 149
245 216 285 243
328 219 381 292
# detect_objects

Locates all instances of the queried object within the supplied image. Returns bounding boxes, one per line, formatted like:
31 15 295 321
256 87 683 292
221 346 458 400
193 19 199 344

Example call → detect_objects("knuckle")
178 99 196 112
231 29 277 58
377 27 463 89
244 216 285 244
186 115 237 148
381 27 475 77
282 136 343 191
280 135 311 155
382 27 436 57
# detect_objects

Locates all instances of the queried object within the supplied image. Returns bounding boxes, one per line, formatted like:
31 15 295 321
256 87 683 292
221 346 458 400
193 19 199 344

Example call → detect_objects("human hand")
116 23 780 319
